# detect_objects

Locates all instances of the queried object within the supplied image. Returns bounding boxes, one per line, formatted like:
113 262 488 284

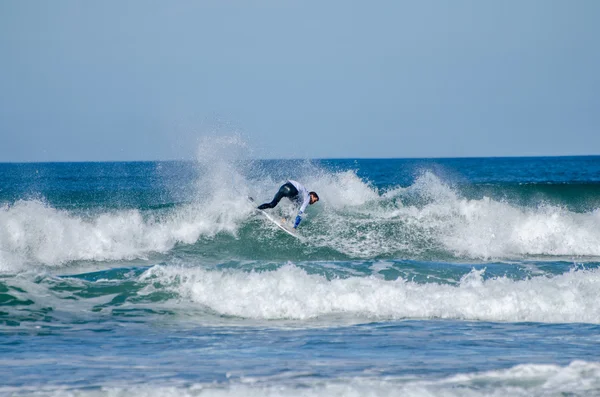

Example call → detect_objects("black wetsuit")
257 182 299 210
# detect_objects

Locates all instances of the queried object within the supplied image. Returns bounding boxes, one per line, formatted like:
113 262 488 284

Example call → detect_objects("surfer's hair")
309 191 319 201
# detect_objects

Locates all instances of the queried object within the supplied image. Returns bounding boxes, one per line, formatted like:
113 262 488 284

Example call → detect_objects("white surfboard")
249 197 303 240
256 208 303 239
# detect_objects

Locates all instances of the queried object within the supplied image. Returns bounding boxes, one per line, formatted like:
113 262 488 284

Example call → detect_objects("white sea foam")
143 264 600 324
313 171 600 259
0 198 252 270
4 361 599 396
307 169 380 208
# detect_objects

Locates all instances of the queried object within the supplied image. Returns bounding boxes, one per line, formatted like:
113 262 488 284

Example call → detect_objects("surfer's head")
309 191 319 205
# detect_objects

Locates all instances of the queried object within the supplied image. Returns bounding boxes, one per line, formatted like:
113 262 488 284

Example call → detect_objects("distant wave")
3 360 599 396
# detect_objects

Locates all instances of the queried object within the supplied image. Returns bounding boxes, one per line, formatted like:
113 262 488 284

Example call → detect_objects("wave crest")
147 264 600 324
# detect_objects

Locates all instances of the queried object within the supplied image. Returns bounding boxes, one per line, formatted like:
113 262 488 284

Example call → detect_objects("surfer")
257 180 319 229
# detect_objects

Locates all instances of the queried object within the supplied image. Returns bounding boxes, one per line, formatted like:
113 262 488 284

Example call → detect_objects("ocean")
2 144 600 396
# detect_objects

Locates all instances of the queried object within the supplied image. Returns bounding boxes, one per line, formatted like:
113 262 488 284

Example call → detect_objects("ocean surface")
2 146 600 396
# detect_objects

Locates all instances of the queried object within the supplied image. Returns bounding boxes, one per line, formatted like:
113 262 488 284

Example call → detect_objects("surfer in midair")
257 180 319 229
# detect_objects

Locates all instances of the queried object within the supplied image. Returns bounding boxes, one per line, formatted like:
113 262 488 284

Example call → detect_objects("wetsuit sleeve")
288 180 310 229
293 215 302 229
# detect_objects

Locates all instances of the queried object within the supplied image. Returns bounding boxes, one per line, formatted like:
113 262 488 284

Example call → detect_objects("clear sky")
1 1 599 162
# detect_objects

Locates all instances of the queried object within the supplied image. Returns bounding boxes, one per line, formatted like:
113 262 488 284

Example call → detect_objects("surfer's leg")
258 183 298 209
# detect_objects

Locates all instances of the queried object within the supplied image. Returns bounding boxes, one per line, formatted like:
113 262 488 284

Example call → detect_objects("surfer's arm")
293 212 302 229
294 194 311 228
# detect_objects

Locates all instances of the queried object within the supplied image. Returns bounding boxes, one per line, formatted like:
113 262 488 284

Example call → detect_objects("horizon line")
2 153 600 165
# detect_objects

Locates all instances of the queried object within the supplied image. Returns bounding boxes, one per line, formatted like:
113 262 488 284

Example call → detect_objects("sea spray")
4 164 600 271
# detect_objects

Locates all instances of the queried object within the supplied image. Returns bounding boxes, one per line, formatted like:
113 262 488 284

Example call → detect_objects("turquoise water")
2 150 600 396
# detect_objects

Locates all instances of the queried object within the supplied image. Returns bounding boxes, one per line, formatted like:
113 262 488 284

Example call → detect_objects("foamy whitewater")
2 143 600 396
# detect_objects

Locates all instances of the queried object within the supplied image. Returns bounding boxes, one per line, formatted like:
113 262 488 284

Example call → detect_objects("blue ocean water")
2 145 600 396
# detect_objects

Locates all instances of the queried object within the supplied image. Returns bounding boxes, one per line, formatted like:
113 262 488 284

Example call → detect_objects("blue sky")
1 1 599 161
